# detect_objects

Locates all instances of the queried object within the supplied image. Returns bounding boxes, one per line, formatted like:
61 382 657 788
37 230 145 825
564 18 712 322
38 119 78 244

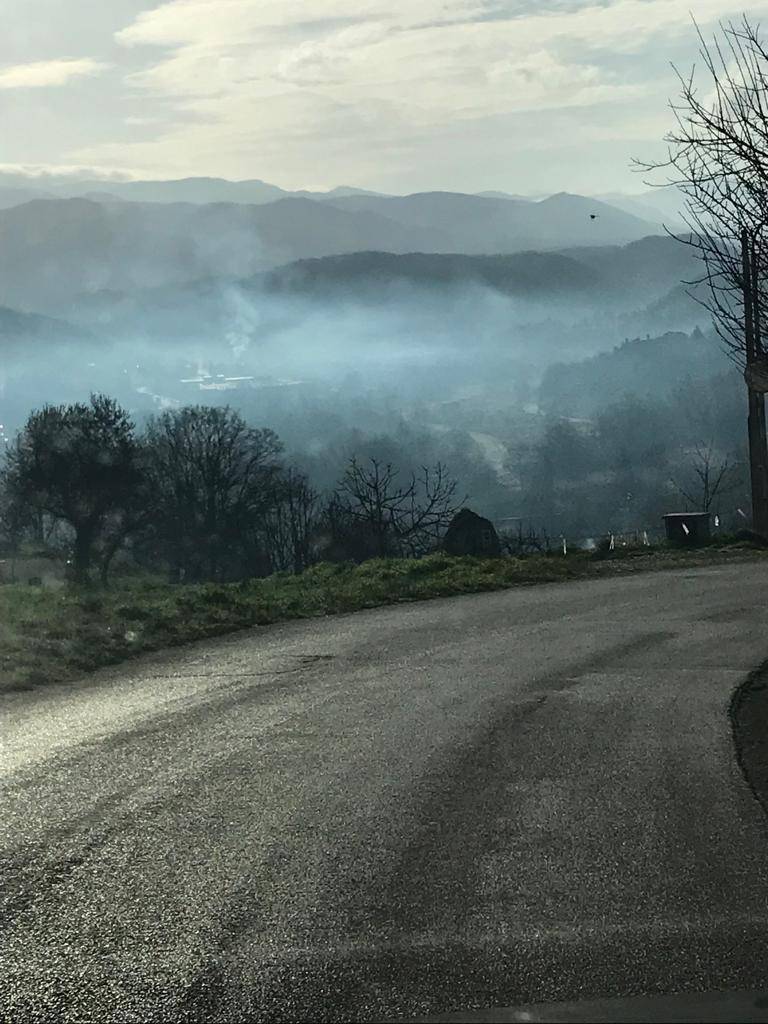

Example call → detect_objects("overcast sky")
2 0 768 194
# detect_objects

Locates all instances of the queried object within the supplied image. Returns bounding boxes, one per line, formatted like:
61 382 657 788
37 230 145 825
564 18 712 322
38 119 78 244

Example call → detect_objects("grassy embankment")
1 541 766 694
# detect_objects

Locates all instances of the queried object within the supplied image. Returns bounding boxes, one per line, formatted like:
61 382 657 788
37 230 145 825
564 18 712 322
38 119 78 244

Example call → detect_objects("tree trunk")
99 534 124 586
748 392 768 535
32 510 45 545
73 526 94 585
743 229 768 536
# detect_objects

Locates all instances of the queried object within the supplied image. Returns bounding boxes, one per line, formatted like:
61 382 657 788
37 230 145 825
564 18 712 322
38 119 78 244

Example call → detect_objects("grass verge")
1 544 766 695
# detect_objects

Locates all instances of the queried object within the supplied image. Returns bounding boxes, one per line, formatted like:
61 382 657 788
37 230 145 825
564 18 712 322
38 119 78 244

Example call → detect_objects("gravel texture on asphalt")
2 563 768 1022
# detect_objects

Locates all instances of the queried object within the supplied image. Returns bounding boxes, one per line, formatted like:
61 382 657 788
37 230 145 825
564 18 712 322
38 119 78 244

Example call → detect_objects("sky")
2 0 768 195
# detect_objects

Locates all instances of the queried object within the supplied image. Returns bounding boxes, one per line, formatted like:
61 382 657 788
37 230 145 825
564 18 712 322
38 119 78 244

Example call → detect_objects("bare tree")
143 406 283 581
499 522 551 556
639 16 768 532
330 457 462 560
95 453 159 585
259 468 320 574
671 442 738 511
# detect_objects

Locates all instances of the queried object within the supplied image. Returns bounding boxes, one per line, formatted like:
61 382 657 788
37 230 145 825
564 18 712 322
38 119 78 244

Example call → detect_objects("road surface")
3 563 768 1022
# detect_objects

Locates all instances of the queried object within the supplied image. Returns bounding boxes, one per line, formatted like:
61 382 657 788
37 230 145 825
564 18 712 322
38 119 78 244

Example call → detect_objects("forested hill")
539 329 730 417
261 250 601 299
0 305 92 353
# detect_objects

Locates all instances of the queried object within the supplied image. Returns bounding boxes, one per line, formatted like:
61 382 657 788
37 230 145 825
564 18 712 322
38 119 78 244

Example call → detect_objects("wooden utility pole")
742 227 768 536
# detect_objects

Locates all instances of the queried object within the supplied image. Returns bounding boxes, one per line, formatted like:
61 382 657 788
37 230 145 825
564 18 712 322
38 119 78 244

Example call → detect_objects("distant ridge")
0 188 666 312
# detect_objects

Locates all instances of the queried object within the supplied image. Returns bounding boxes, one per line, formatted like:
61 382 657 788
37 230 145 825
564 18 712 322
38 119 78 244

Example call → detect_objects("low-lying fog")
0 239 739 539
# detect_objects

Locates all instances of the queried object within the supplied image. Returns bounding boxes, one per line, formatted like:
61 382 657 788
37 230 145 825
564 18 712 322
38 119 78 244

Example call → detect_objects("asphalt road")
3 563 768 1022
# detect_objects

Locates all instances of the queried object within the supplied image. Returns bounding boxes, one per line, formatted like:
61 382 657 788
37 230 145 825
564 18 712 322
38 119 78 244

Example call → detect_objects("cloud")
114 0 756 50
0 162 136 181
67 0 768 190
0 58 109 90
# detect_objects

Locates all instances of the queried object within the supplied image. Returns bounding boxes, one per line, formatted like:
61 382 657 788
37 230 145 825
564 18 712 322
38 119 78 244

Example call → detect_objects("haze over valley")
0 169 739 542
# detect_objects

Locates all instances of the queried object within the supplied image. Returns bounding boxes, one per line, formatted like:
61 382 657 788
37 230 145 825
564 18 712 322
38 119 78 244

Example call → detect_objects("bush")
733 529 768 548
407 554 452 576
198 585 236 606
116 604 157 622
78 594 104 614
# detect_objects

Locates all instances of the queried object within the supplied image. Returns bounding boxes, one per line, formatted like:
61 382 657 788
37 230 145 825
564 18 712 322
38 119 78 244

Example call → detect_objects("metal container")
662 512 712 546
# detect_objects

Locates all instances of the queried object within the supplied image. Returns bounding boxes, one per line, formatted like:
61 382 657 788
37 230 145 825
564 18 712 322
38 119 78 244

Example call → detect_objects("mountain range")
0 187 678 314
0 171 685 222
0 172 385 208
44 236 704 354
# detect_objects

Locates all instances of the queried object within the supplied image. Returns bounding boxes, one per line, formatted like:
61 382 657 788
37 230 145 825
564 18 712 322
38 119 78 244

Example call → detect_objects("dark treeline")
511 370 750 541
0 324 752 583
0 396 462 584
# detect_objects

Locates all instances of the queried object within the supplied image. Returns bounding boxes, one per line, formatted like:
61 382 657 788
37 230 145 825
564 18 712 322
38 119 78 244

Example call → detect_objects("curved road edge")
731 658 768 819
